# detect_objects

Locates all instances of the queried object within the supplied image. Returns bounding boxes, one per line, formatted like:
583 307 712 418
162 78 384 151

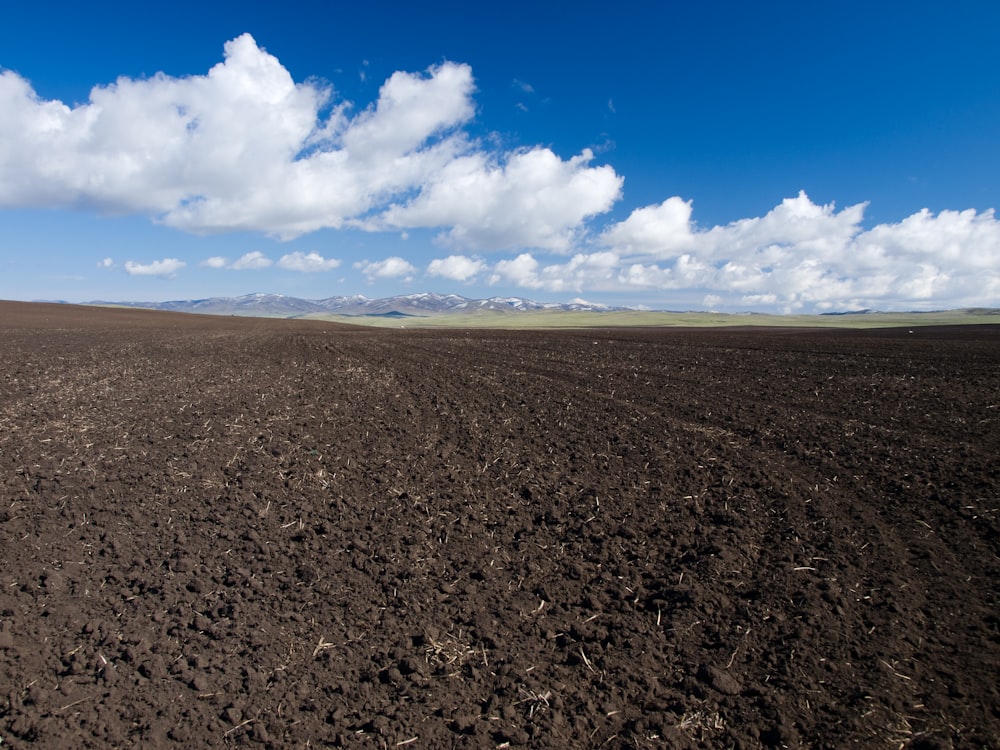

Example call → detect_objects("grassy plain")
298 307 1000 329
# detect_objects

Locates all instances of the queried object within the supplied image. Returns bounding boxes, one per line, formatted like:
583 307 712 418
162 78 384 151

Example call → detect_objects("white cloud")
480 193 998 311
97 257 114 269
490 253 540 288
378 148 622 251
229 251 272 270
206 250 339 272
0 35 324 223
490 251 621 292
617 261 677 289
277 251 341 272
590 193 1000 310
123 258 186 277
354 256 416 281
341 62 474 161
427 254 486 281
603 191 866 263
0 36 623 250
601 197 696 256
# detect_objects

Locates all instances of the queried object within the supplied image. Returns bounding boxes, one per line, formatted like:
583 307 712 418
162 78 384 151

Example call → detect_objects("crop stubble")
0 301 998 748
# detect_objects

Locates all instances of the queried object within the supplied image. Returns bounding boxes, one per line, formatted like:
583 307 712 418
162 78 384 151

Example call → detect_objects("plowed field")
1 301 998 749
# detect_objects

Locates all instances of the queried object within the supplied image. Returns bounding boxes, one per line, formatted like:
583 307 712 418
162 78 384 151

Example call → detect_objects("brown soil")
1 301 998 749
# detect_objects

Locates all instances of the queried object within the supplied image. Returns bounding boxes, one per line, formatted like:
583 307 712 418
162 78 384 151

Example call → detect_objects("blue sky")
1 0 998 312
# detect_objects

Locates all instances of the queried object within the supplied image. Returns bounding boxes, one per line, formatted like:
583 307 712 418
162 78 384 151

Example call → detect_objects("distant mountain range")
86 292 632 318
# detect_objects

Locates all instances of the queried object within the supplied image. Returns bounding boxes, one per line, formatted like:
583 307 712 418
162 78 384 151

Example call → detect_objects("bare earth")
1 301 997 749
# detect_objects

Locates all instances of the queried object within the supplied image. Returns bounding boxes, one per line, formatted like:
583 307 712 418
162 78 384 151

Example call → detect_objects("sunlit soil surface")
1 301 997 748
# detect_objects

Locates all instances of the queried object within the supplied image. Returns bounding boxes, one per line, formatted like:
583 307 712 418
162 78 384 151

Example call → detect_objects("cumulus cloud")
490 253 539 288
590 193 1000 310
474 192 1000 312
229 251 272 270
600 197 696 256
354 256 416 282
123 258 186 277
0 34 621 250
490 251 621 292
277 251 341 272
426 254 487 281
97 257 114 269
204 250 339 272
377 148 622 251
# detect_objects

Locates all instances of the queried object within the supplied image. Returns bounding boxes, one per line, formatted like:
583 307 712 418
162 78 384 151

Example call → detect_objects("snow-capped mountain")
89 292 629 317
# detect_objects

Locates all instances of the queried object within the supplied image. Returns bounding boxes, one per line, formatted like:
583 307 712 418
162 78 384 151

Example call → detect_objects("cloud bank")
590 192 1000 310
2 35 998 311
485 193 999 311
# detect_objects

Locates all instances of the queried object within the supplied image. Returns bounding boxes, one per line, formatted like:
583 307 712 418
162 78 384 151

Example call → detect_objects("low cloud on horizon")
1 34 998 311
